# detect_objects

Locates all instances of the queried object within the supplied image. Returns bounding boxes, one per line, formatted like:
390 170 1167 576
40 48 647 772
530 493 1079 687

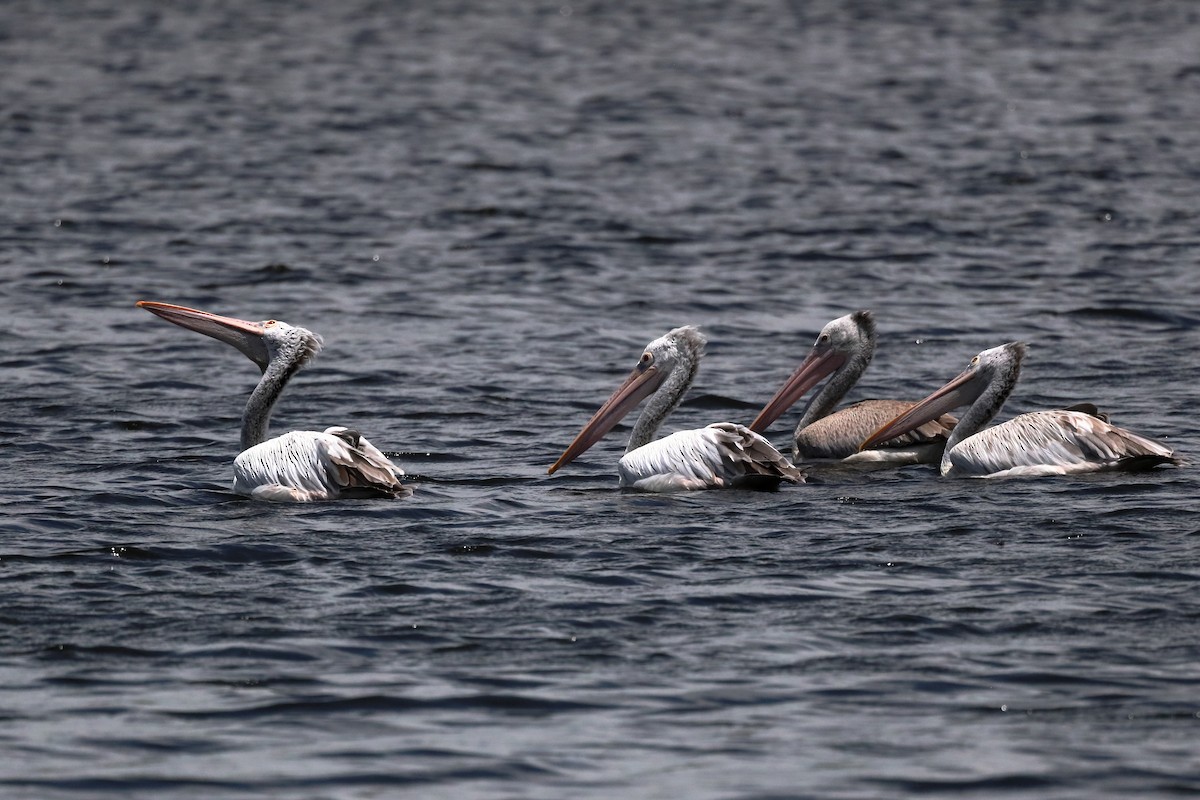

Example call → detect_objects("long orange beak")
548 362 666 474
859 366 982 451
137 300 270 369
749 346 846 433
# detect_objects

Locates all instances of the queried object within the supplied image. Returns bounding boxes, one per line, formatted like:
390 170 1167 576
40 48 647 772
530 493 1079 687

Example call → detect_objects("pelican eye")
818 333 830 344
264 320 278 327
970 356 979 365
639 352 654 367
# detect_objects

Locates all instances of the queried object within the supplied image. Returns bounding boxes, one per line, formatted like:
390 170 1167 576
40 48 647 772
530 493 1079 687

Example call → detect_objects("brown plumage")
751 311 956 464
795 399 956 460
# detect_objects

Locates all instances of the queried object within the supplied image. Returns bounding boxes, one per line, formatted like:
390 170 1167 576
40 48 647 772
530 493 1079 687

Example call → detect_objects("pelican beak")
859 365 983 451
548 362 666 474
749 346 846 433
136 300 270 369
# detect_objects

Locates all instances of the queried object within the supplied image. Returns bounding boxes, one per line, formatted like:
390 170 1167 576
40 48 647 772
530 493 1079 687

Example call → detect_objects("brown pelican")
860 342 1182 477
548 326 805 491
137 301 410 501
749 311 955 463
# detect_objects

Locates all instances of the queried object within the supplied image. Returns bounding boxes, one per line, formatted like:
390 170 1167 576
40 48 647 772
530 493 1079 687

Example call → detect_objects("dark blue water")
3 1 1200 797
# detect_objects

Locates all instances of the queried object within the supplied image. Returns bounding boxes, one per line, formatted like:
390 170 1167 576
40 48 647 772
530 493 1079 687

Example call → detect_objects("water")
3 1 1200 797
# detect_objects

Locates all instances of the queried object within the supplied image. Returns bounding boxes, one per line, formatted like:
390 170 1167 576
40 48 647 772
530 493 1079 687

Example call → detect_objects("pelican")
859 342 1182 478
749 311 955 463
548 326 805 491
137 301 410 501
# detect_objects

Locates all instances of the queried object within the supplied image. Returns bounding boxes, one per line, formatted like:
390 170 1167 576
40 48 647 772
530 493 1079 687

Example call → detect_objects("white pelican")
859 342 1182 478
137 301 410 501
547 326 805 491
749 311 955 463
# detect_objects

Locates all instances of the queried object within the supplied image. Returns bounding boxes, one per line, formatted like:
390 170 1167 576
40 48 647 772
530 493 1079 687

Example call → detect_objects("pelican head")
548 326 705 474
137 301 322 374
860 341 1025 451
749 310 876 433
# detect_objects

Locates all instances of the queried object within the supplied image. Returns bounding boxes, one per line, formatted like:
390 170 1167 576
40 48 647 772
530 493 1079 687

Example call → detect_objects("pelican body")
548 326 805 491
138 301 410 501
860 342 1181 478
750 311 955 463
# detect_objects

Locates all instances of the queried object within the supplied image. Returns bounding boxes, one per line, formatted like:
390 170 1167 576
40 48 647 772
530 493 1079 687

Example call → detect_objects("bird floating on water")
137 301 410 502
749 311 955 464
548 326 805 491
859 341 1182 478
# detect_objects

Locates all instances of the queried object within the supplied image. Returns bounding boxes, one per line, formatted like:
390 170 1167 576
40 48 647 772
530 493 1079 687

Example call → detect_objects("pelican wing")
233 429 410 502
797 399 956 460
949 410 1179 477
618 423 805 491
321 427 412 498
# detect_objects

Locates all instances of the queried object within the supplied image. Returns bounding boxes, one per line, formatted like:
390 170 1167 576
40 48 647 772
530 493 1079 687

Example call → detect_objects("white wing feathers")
618 423 805 491
233 428 410 502
949 410 1179 478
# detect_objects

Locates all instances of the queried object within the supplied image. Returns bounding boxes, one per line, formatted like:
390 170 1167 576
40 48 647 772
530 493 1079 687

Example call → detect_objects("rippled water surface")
4 1 1200 797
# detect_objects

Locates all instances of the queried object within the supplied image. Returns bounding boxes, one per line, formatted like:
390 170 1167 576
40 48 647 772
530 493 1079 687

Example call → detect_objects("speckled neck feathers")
241 326 323 450
940 342 1025 472
627 326 705 452
797 310 877 429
